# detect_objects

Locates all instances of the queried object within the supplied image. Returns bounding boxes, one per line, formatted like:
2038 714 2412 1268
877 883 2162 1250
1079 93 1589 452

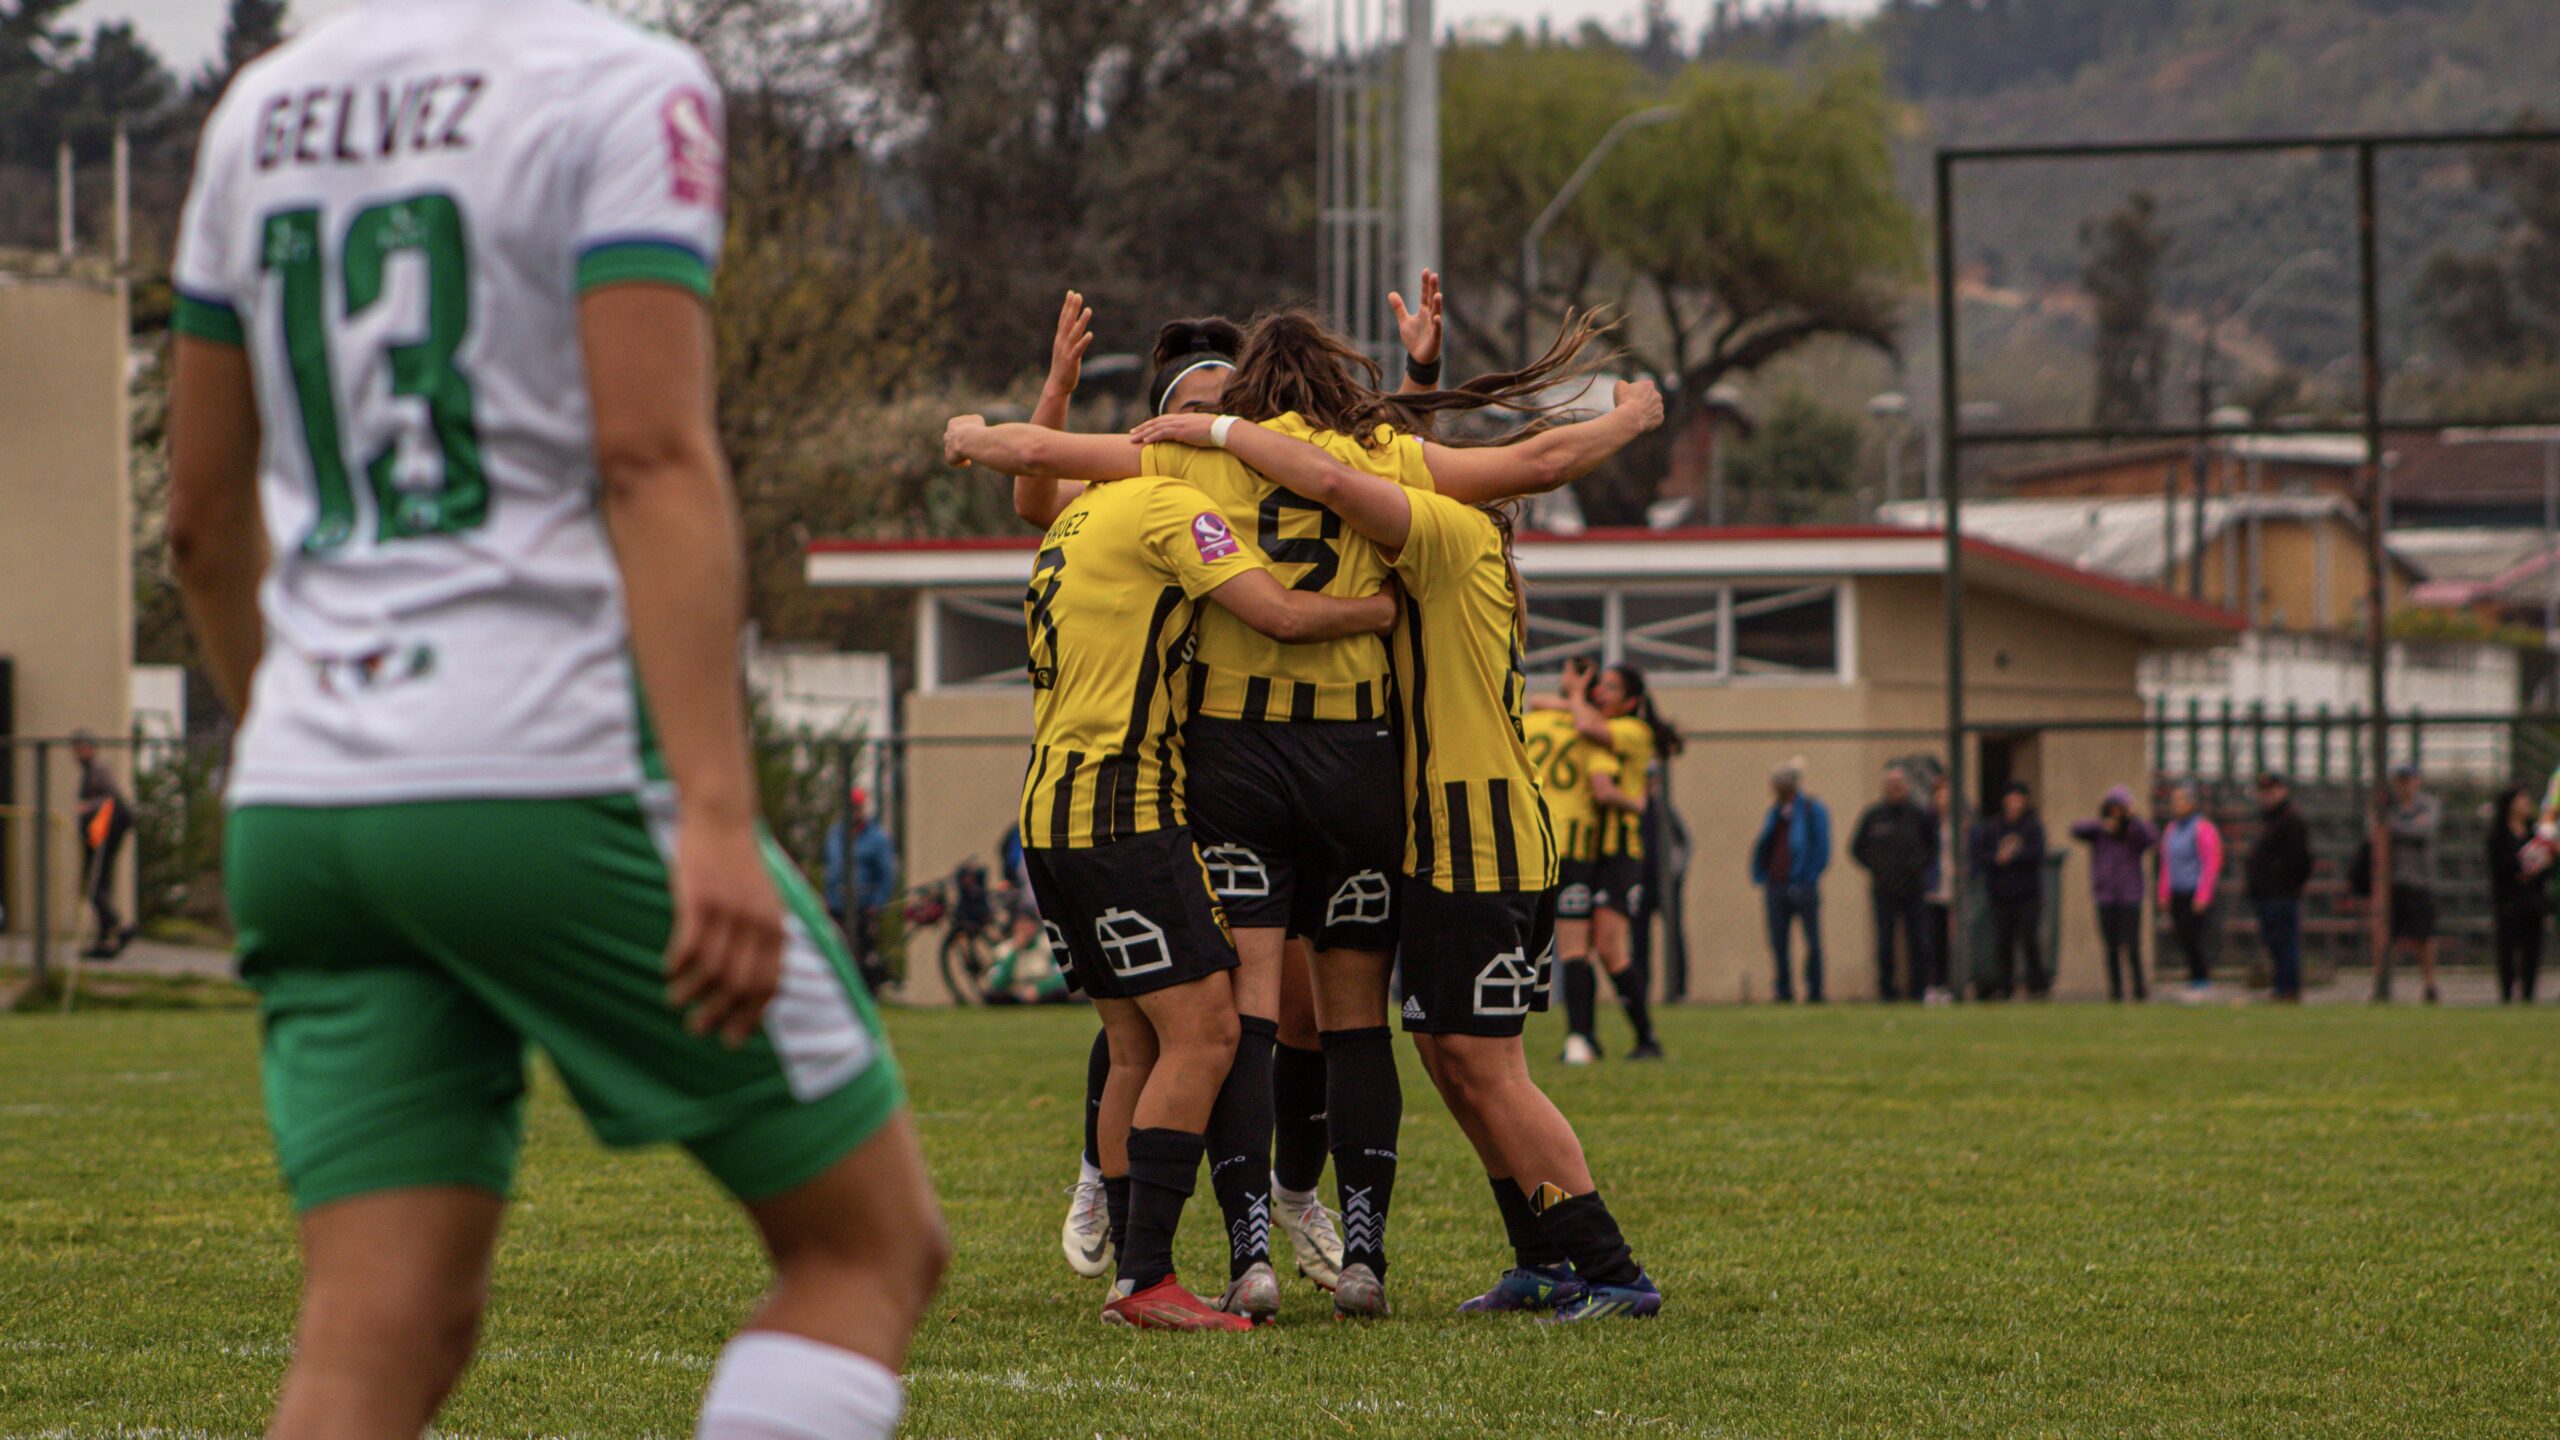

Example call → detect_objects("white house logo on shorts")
1041 920 1074 970
1192 511 1241 562
1094 908 1174 978
661 88 724 206
1326 871 1392 928
1473 947 1540 1016
1558 882 1593 915
1200 845 1270 900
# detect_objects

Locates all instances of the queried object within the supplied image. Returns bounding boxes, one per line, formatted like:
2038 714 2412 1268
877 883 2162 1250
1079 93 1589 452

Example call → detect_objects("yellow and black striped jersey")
1595 716 1654 859
1142 412 1433 724
1520 708 1610 865
1388 489 1559 894
1020 477 1264 849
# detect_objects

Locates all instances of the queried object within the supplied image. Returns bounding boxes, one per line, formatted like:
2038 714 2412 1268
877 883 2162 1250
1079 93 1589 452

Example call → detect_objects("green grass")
4 1002 2557 1437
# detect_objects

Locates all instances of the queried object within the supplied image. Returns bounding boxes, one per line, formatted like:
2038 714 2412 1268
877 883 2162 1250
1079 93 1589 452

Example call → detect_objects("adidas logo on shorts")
1403 994 1426 1021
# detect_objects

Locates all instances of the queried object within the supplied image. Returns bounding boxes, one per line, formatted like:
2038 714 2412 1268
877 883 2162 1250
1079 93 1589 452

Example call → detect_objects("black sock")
1322 1025 1400 1277
1207 1015 1278 1279
1119 1127 1205 1291
1563 957 1598 1040
1491 1175 1567 1270
1082 1027 1110 1171
1103 1173 1131 1265
1271 1040 1329 1194
1532 1187 1641 1288
1615 969 1655 1048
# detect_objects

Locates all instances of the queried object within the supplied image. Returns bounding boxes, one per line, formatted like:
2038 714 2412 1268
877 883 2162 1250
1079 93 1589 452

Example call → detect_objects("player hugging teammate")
947 289 1668 1326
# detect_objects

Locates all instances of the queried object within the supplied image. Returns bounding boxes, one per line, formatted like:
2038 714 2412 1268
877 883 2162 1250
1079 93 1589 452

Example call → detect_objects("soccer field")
4 1000 2555 1438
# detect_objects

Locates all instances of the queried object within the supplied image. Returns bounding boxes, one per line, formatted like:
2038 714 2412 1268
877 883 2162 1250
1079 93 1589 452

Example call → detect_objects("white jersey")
172 0 726 805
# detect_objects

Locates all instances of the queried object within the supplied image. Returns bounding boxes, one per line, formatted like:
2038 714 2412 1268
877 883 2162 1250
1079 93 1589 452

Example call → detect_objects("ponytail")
1607 664 1683 759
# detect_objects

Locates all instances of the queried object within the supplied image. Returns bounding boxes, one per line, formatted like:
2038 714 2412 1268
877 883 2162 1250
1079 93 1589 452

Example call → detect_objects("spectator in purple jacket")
2071 786 2157 1002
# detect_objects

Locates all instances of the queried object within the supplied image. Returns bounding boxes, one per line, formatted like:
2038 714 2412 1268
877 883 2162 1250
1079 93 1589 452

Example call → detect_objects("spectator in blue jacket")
1750 759 1832 1002
823 787 898 985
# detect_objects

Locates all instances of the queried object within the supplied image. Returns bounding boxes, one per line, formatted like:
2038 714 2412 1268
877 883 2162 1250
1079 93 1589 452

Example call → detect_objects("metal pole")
2248 453 2265 630
1401 0 1439 287
55 140 73 258
2191 325 2213 601
1517 105 1680 367
1935 150 1968 939
2356 141 2391 980
2542 437 2557 662
30 740 49 987
112 120 129 268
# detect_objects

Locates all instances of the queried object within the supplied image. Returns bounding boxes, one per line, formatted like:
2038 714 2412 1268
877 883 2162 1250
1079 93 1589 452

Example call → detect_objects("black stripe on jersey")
1444 780 1476 889
1402 601 1437 878
1114 587 1184 841
1242 676 1273 721
1155 618 1195 829
1531 774 1559 877
1051 751 1083 848
1024 744 1053 838
1290 681 1316 722
1353 680 1374 721
1488 778 1520 888
1091 759 1125 846
1183 661 1208 718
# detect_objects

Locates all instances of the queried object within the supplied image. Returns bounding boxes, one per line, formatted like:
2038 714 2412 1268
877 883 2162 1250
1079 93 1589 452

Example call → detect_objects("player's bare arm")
1565 656 1616 748
1205 568 1398 643
1424 379 1665 505
1391 269 1444 396
1013 289 1095 528
584 283 783 1048
1591 770 1644 815
1129 412 1415 552
946 414 1142 480
168 337 271 716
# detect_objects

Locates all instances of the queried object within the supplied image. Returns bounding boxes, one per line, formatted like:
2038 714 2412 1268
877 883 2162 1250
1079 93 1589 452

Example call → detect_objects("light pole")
1869 391 1912 509
1517 104 1680 365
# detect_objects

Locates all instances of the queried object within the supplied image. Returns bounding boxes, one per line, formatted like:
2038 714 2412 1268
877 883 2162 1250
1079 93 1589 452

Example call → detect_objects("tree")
48 21 170 160
860 0 1314 387
2418 117 2560 369
2081 189 2170 429
1723 389 1863 523
189 0 288 106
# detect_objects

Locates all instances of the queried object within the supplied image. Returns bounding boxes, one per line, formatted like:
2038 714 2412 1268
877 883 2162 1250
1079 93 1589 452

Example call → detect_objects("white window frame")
922 590 1035 692
1522 580 1849 687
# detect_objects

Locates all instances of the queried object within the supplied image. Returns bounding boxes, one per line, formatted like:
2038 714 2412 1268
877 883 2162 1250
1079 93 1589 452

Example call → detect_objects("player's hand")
1391 270 1443 367
1562 655 1593 699
1129 412 1219 449
1613 379 1664 433
663 817 786 1048
1045 290 1094 399
1372 577 1405 635
944 414 986 467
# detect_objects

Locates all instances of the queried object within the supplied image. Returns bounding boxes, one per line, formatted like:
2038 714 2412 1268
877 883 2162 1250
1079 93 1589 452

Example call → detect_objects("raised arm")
1013 290 1095 528
945 415 1142 480
1130 412 1415 552
1391 270 1443 396
1204 568 1398 643
1423 380 1664 505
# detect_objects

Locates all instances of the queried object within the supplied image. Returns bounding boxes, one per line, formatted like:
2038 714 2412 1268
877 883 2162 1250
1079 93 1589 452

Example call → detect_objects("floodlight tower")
1319 0 1437 367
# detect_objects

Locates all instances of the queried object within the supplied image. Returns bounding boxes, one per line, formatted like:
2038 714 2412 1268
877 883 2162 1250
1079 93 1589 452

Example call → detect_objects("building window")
1519 583 1842 686
1524 591 1607 677
932 592 1030 688
1731 585 1839 677
1620 590 1723 676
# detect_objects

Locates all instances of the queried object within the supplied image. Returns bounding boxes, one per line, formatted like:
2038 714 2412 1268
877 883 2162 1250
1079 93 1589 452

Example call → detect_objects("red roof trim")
1957 535 2245 632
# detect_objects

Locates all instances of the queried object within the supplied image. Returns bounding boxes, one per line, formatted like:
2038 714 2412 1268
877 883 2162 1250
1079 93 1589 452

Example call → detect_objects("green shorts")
227 794 904 1213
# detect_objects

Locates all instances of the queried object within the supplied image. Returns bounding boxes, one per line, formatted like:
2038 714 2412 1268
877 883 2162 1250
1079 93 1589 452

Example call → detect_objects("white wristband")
1209 415 1239 449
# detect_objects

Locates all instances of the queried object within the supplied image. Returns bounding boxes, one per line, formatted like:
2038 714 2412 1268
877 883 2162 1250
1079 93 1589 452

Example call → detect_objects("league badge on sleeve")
662 88 724 206
1193 512 1241 563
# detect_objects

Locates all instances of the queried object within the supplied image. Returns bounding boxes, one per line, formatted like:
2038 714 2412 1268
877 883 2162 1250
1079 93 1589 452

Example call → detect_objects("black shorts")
2389 885 2436 943
1555 860 1598 920
1395 879 1556 1038
1022 827 1237 1001
1590 855 1647 917
1182 715 1402 953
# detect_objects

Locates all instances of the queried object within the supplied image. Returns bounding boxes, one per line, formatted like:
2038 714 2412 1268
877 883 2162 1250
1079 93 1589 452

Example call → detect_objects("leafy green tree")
190 0 288 106
2081 189 2170 428
1723 389 1863 522
48 21 169 159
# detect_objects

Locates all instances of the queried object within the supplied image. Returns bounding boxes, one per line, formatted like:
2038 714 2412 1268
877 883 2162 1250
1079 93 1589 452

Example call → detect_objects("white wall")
2142 633 2520 780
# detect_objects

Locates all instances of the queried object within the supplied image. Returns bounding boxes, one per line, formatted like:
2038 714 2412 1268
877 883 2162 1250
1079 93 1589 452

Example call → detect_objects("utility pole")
1401 0 1439 288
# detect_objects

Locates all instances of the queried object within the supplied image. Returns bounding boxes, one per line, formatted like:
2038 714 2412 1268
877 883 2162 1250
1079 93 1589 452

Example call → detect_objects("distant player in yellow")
1549 659 1677 1061
1132 313 1665 1322
940 411 1394 1330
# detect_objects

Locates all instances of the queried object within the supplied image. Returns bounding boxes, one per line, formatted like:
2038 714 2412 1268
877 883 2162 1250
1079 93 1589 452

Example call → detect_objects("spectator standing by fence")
824 787 898 990
2381 764 2442 1005
2070 786 2155 1002
1922 775 1956 1004
71 730 135 959
2159 782 2222 999
1971 781 2048 1000
1850 767 1935 1002
1750 760 1830 1003
2485 785 2547 1004
2245 772 2313 1003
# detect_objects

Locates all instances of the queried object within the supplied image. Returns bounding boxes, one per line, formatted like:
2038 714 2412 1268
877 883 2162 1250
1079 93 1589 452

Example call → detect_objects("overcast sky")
78 0 1884 80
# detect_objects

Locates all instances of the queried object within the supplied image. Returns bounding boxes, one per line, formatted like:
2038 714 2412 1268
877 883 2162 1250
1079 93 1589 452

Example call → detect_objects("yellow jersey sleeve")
1141 479 1265 599
1372 424 1437 494
1606 716 1655 777
1391 489 1492 602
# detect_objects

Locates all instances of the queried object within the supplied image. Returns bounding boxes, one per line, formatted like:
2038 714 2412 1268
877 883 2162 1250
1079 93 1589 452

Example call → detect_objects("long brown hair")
1216 307 1613 449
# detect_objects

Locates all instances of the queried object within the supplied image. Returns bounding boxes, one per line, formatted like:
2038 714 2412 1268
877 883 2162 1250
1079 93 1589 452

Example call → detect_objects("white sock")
1078 1154 1103 1186
697 1331 903 1440
1272 1174 1318 1207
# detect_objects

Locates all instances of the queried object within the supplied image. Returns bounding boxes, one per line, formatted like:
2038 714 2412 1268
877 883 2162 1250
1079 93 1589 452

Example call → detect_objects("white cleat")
1212 1260 1282 1324
1272 1177 1345 1291
1561 1033 1599 1066
1062 1175 1114 1278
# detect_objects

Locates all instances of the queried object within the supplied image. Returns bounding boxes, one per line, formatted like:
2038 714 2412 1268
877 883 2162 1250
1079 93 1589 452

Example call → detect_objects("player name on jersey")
252 74 486 171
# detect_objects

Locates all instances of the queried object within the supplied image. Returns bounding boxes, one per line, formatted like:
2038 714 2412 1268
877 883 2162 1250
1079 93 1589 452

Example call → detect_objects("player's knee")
301 1270 487 1392
1432 1040 1515 1111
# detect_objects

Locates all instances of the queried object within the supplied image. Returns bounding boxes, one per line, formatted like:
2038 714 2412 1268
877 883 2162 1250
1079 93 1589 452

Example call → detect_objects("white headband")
1155 357 1235 415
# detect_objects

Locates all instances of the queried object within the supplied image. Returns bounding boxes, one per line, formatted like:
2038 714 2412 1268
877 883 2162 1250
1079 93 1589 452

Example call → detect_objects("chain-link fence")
7 711 2553 1001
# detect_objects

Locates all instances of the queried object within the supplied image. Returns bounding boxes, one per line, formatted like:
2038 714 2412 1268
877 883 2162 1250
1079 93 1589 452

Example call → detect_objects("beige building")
0 266 133 942
808 525 2239 1003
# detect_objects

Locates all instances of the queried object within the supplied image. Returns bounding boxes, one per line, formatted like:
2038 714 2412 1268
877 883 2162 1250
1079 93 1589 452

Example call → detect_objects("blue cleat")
1546 1272 1662 1322
1457 1265 1584 1314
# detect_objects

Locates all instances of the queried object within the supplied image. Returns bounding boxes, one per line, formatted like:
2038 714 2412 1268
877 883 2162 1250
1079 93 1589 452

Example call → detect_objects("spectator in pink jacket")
2158 781 2223 998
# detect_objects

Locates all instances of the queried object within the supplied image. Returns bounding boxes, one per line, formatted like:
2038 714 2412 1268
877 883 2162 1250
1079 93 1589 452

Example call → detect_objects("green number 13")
260 192 486 553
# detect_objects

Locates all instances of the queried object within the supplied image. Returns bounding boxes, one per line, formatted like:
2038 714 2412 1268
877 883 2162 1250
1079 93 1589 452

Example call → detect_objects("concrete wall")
894 688 1033 1001
0 279 131 939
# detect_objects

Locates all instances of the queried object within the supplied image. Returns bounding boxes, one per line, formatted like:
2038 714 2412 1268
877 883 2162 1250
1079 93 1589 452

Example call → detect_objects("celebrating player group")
159 2 1668 1432
943 270 1672 1328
